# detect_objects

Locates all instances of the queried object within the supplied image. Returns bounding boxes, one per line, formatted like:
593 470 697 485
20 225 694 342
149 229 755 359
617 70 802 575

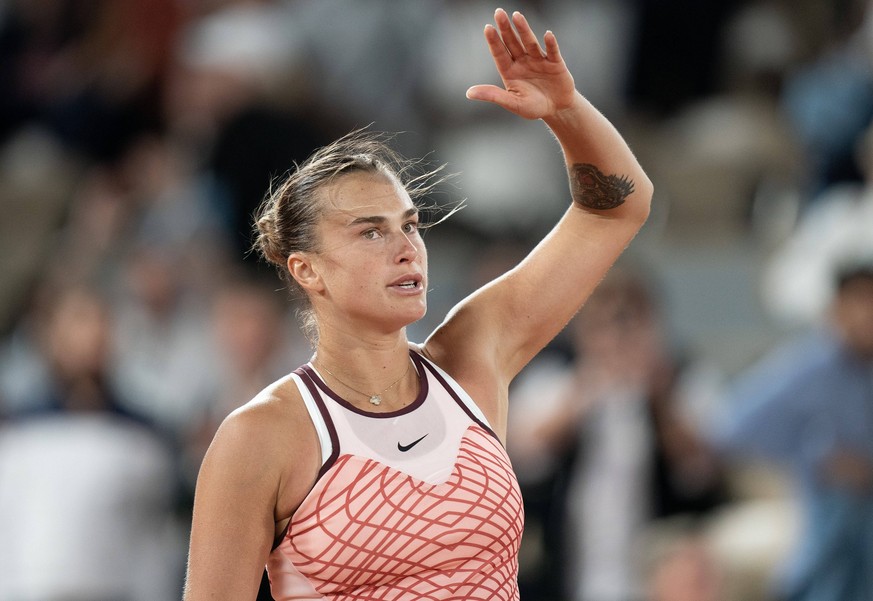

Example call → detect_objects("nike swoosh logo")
397 434 428 452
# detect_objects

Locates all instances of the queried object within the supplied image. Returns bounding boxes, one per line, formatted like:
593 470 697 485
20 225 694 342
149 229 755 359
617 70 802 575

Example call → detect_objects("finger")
483 24 513 73
512 11 546 58
494 8 525 60
543 30 563 63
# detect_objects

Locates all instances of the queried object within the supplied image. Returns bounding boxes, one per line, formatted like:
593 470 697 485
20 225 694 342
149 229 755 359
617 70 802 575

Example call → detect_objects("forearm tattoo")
570 163 635 210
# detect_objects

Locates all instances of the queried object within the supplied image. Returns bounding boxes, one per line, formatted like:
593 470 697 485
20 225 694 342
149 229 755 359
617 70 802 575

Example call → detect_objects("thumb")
465 84 512 106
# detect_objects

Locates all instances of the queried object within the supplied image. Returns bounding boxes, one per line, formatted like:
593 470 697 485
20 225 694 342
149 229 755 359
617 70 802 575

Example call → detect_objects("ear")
287 252 324 294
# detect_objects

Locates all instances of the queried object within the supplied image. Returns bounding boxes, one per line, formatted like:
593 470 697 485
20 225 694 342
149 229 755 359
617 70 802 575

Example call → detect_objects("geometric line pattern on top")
278 425 523 600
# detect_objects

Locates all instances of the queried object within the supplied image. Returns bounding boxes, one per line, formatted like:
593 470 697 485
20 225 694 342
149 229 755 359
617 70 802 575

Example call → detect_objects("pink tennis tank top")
266 350 523 600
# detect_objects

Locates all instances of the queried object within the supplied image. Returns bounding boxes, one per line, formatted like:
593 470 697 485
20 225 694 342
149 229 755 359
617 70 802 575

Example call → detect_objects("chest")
280 426 523 597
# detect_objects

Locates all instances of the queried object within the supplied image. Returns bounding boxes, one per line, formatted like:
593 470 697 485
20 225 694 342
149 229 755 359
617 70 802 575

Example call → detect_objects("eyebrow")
348 207 419 226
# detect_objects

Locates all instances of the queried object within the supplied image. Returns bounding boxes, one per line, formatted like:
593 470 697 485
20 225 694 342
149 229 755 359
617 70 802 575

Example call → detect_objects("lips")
388 273 424 291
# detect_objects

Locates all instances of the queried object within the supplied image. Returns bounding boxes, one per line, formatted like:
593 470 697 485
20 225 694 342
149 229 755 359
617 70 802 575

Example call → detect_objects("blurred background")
1 0 872 600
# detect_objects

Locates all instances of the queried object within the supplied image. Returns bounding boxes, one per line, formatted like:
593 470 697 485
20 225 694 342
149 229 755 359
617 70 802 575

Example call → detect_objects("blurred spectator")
509 263 728 601
0 283 185 600
89 133 238 434
111 244 218 436
712 260 873 601
0 127 79 334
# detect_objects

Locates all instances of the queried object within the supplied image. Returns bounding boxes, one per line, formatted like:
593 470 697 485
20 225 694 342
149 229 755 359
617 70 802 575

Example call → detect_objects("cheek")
352 258 382 296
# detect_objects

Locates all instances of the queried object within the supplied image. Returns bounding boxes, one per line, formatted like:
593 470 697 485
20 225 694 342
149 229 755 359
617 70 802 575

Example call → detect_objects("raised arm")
424 9 652 434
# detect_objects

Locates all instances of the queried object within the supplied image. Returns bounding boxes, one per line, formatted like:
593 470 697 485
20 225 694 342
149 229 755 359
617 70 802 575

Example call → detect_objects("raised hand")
466 8 577 120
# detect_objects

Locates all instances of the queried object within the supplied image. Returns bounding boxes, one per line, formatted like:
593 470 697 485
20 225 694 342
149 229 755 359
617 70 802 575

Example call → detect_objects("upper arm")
184 395 313 601
427 201 648 385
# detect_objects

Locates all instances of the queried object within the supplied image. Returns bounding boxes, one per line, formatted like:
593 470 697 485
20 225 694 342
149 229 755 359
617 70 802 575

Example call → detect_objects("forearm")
544 91 652 221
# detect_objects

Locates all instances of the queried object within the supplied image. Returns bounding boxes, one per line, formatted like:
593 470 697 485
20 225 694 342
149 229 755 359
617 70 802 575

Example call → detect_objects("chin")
394 301 427 330
404 304 428 326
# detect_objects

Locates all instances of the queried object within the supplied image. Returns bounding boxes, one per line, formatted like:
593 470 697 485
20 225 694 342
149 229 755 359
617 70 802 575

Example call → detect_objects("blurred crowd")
1 0 872 600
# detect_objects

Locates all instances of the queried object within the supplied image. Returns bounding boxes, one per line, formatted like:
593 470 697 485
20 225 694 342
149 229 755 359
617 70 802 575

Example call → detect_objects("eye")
402 221 419 234
362 228 382 240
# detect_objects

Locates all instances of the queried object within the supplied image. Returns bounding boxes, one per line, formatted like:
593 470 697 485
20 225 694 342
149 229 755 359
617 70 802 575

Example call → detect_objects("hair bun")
255 212 285 267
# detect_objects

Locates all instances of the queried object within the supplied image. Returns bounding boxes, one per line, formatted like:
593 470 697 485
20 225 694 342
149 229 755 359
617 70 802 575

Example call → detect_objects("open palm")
467 9 577 120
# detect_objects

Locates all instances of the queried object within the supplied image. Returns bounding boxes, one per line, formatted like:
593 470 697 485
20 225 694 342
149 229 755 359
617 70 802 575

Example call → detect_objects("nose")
395 231 418 264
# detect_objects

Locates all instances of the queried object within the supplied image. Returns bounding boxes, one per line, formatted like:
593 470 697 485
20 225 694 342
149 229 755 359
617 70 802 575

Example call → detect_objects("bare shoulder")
200 373 322 520
213 375 307 456
233 374 311 430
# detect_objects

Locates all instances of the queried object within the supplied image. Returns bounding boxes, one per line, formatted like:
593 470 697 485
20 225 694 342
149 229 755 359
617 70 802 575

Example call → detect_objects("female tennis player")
184 8 652 600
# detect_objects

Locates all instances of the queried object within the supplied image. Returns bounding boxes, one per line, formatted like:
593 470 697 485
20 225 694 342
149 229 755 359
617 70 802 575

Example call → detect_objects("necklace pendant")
369 395 382 406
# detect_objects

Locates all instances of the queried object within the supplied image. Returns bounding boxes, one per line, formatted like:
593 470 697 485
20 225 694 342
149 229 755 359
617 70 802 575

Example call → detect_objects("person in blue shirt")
714 259 873 601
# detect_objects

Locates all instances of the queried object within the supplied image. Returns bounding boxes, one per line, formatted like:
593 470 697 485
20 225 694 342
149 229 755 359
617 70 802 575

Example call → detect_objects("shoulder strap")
412 351 495 434
291 366 339 474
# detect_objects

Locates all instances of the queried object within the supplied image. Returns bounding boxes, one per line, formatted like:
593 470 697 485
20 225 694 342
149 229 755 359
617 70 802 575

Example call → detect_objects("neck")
315 310 411 352
313 330 413 392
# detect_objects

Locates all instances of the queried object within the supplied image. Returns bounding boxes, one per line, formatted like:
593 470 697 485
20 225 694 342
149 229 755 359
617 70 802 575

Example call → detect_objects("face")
574 282 659 360
212 286 284 372
44 289 113 379
293 171 428 335
834 276 873 358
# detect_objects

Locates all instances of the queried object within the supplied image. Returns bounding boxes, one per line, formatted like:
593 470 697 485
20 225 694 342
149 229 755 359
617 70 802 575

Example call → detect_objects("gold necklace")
316 356 413 406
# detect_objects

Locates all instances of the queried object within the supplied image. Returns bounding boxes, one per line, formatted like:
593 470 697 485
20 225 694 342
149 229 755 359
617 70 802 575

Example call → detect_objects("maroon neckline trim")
301 349 429 418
